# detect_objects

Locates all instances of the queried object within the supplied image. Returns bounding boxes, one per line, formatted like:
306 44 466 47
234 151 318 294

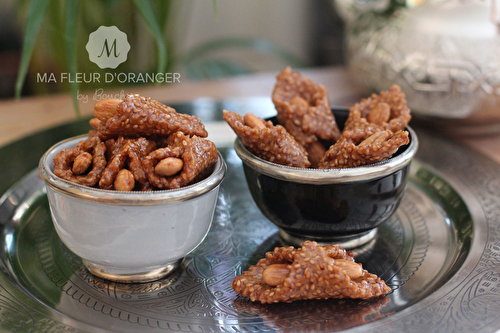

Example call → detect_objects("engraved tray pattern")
0 99 498 332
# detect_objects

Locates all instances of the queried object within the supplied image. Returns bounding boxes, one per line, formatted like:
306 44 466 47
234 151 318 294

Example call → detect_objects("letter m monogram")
98 39 120 58
87 26 130 69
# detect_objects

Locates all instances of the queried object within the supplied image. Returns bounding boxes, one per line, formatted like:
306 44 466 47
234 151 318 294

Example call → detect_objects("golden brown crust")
344 85 411 142
318 130 410 169
93 94 208 139
226 69 411 170
54 95 217 191
272 67 341 166
272 67 341 144
53 135 107 187
231 241 391 303
223 110 311 168
99 137 156 190
142 132 218 189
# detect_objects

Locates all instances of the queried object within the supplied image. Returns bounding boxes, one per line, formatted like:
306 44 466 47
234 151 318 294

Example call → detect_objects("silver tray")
0 99 498 332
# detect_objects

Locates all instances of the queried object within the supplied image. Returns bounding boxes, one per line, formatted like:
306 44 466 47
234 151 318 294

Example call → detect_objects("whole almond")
89 118 102 129
114 169 135 191
290 96 309 108
244 113 266 130
335 259 363 279
94 99 121 121
358 130 391 148
262 264 290 286
367 103 391 125
72 152 92 175
155 157 184 176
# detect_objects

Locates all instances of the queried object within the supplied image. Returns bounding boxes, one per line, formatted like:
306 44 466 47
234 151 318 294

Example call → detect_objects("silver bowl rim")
39 135 227 205
234 126 418 184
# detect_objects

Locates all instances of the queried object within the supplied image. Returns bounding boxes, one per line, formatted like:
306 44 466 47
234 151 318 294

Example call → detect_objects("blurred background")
0 0 346 99
4 0 500 134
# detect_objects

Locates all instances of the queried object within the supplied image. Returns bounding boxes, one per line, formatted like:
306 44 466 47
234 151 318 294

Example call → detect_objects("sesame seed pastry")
343 85 411 143
53 134 107 187
272 67 341 167
90 93 208 140
223 110 311 168
142 132 218 189
318 129 410 169
53 94 217 191
232 241 391 303
99 136 156 190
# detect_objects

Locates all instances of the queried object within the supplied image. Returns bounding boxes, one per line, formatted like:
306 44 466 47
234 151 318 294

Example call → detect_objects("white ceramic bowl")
39 135 226 283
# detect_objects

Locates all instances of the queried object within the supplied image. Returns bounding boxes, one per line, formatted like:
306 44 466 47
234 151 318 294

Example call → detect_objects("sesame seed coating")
94 94 208 139
231 241 391 303
143 132 218 189
318 130 410 169
224 68 412 170
54 94 217 191
53 135 107 187
223 110 311 168
99 137 156 190
344 85 411 142
272 67 341 166
272 67 341 145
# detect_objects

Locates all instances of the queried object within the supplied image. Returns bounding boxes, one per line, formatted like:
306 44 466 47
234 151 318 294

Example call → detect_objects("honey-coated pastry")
143 132 218 189
53 135 107 187
232 241 391 303
318 130 410 169
223 110 311 168
53 95 218 191
91 94 208 139
344 85 411 142
99 137 156 190
272 67 341 166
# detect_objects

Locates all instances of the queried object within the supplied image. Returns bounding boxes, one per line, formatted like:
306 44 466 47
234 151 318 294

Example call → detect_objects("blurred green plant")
15 0 178 117
15 0 304 118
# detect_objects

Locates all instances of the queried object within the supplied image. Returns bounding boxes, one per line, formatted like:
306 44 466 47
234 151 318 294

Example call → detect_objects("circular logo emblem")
86 26 130 69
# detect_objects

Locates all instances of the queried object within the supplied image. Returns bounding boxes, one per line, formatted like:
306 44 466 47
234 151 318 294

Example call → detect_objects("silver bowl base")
278 228 378 250
83 258 183 284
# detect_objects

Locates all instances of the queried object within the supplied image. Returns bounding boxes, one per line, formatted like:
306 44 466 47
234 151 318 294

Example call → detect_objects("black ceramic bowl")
234 109 419 249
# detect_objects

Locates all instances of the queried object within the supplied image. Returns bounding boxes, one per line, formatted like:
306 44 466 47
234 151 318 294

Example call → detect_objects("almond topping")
114 169 135 191
359 130 391 148
72 152 92 175
335 259 363 279
244 113 266 130
262 264 290 286
290 96 310 108
94 99 121 121
367 102 391 125
155 157 184 176
89 118 102 129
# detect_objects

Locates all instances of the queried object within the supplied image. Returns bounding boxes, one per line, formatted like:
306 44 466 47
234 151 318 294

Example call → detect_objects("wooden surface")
1 66 499 164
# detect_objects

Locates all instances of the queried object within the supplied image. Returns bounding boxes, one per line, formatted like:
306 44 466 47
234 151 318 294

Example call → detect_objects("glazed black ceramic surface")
234 109 418 245
242 162 409 238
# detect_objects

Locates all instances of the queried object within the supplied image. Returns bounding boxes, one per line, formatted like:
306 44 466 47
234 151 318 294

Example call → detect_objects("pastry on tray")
232 241 391 304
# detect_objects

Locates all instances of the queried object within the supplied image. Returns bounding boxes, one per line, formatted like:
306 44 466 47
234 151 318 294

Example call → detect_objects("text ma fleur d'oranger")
36 72 180 84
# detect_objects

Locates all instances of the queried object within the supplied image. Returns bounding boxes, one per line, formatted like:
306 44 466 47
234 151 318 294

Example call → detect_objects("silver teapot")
336 0 500 133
